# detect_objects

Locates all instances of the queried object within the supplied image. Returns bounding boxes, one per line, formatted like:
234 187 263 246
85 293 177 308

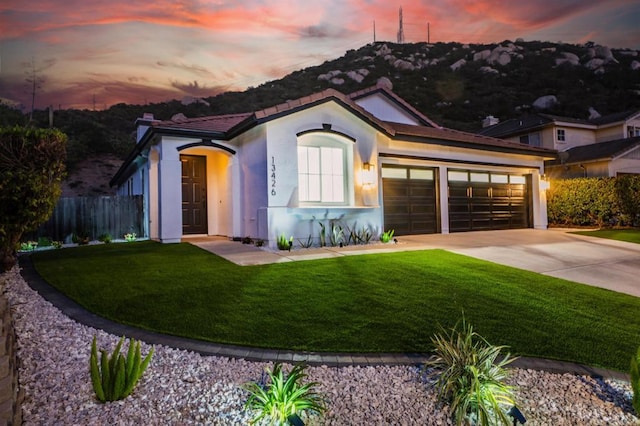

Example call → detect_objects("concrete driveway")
400 229 640 297
189 228 640 298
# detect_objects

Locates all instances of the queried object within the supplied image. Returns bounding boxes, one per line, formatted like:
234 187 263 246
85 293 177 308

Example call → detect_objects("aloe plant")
318 222 326 247
89 335 154 402
243 362 326 425
424 318 517 426
277 233 293 251
329 222 344 246
380 229 395 243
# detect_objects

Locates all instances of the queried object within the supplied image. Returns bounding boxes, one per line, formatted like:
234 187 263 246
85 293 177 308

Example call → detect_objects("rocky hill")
9 39 640 195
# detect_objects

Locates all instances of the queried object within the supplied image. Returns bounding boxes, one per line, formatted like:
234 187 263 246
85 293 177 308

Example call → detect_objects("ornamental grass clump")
425 318 518 426
243 362 326 425
631 346 640 415
89 335 154 402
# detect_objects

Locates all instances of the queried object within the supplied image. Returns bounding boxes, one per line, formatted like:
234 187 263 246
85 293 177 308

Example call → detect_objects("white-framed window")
557 129 566 142
297 134 351 205
628 126 640 138
519 132 541 147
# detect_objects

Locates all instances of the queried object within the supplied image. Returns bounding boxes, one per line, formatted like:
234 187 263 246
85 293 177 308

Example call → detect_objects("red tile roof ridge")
153 112 254 126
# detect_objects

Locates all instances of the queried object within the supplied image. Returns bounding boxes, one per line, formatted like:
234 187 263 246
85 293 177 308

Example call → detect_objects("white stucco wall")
354 94 421 125
260 101 383 246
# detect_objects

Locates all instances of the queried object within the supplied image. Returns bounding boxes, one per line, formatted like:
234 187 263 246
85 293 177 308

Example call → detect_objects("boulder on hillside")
394 59 414 71
450 59 466 71
595 45 618 63
632 60 640 71
329 77 345 85
588 107 601 120
376 44 392 56
473 49 491 61
556 52 580 66
318 70 342 81
479 66 499 74
376 77 393 90
346 70 364 83
533 95 558 110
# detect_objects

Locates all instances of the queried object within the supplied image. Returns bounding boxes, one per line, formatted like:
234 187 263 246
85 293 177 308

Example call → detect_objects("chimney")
135 113 157 143
482 115 499 128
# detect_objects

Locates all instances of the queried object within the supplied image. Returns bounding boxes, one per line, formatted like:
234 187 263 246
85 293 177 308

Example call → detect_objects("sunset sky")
1 0 639 111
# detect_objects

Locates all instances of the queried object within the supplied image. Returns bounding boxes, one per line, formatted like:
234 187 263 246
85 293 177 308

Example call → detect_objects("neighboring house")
544 137 640 178
110 84 556 246
479 110 640 178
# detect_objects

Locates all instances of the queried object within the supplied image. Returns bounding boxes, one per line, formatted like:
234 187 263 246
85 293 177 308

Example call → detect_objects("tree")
0 127 67 271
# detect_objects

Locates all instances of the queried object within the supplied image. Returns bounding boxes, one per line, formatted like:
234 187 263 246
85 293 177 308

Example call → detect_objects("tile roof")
548 137 640 165
479 109 640 138
153 112 254 134
387 122 556 156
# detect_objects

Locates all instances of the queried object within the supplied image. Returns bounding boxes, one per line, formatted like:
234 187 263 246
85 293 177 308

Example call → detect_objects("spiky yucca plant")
631 346 640 415
425 318 517 426
243 362 326 425
89 335 154 402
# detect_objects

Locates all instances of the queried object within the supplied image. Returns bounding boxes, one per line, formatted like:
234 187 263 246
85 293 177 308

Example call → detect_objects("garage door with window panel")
448 170 530 232
382 166 439 235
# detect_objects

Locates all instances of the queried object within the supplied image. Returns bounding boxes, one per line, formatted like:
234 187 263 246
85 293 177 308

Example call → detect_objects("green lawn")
30 241 640 371
573 229 640 244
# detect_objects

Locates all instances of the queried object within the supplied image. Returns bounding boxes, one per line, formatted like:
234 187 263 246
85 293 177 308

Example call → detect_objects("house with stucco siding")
110 84 556 247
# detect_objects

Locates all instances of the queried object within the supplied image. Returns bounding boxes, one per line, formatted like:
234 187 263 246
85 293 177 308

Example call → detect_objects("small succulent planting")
254 238 265 247
277 233 293 251
380 229 395 243
424 317 518 426
298 235 314 249
124 233 137 242
89 335 154 403
243 362 326 425
19 241 38 252
72 230 91 245
98 233 112 244
52 240 63 249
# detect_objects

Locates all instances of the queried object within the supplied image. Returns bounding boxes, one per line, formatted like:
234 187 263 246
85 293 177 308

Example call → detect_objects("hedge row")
547 176 640 227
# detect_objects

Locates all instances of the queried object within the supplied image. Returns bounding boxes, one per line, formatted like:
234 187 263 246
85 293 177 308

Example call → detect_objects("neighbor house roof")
111 86 557 187
547 136 640 166
479 109 640 139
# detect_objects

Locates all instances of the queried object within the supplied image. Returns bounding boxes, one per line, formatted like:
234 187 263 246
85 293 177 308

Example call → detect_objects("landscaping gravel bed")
2 266 637 425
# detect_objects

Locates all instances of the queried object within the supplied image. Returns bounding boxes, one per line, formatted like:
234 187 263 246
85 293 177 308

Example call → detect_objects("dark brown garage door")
448 170 530 232
382 166 439 235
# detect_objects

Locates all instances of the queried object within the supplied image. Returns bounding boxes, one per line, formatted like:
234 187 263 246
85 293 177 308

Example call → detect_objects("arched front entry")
178 144 235 237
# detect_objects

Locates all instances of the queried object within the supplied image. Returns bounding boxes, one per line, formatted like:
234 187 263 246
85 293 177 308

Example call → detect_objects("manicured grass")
31 241 640 371
573 229 640 245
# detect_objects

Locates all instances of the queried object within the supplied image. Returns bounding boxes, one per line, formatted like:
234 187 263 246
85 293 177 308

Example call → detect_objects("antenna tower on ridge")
397 7 404 43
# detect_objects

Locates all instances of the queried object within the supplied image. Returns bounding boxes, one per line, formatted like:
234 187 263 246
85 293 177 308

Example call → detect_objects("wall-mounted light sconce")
539 176 550 191
361 162 376 187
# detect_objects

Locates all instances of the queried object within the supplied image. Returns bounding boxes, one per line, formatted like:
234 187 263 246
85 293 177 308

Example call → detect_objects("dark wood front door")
181 155 208 234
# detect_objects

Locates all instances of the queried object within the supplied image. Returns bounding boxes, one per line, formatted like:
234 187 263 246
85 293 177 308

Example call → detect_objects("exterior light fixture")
539 177 550 191
361 162 376 186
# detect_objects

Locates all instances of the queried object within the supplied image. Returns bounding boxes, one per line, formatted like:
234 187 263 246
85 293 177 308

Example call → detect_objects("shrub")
72 230 91 245
98 233 112 244
243 362 326 425
89 335 154 403
124 232 137 242
631 347 640 415
547 176 640 227
0 126 66 271
424 318 517 426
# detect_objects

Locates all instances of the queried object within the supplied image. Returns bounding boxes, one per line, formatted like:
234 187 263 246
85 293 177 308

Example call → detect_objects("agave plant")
425 318 517 426
243 362 326 425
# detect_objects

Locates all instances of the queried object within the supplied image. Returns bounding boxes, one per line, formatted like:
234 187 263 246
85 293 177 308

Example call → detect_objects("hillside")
6 39 640 195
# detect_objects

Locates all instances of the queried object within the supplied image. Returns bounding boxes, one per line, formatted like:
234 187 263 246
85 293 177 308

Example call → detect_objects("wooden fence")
27 195 145 242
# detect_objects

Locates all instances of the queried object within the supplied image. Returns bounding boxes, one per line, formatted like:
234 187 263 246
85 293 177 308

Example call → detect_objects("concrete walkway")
187 228 640 297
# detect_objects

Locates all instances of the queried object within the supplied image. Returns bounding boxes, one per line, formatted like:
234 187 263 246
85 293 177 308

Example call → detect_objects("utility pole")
397 7 404 44
427 22 430 43
373 20 376 43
